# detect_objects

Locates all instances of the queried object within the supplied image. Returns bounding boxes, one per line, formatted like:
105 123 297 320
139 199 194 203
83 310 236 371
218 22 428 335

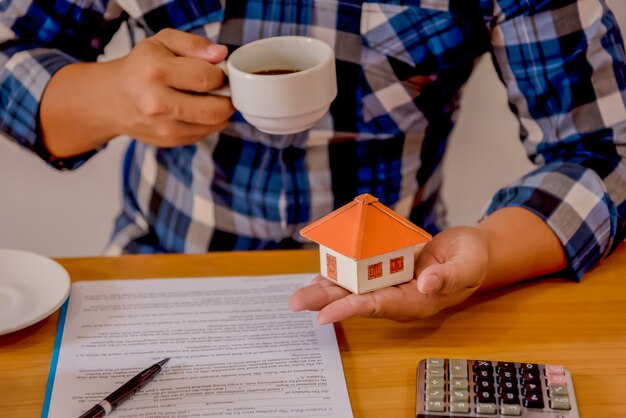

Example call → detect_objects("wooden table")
1 246 626 418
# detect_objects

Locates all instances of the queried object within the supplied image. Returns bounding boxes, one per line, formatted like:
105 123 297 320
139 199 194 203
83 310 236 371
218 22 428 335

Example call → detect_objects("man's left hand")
288 226 490 323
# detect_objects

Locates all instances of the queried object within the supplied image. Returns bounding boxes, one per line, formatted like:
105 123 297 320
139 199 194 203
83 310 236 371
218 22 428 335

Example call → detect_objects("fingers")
288 278 350 312
414 227 489 296
170 89 236 125
417 263 454 295
158 56 226 93
288 279 379 324
417 260 484 296
316 284 426 324
289 277 422 324
316 293 380 324
152 28 228 62
135 119 229 147
115 30 233 144
140 87 235 126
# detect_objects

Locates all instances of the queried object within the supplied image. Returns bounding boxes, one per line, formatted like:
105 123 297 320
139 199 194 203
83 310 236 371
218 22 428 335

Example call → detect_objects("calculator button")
473 361 493 371
522 382 541 394
427 358 445 368
427 377 445 389
449 359 468 378
521 372 541 385
474 382 496 394
425 388 445 402
523 393 545 409
550 395 572 410
476 389 496 404
500 391 520 404
545 365 565 375
450 389 469 402
450 378 469 389
501 404 522 416
450 402 470 413
547 374 567 386
474 369 493 380
549 384 569 396
475 402 497 415
474 376 493 388
497 362 516 372
425 400 445 412
497 376 517 386
520 363 540 373
426 368 445 378
497 370 516 381
498 381 517 393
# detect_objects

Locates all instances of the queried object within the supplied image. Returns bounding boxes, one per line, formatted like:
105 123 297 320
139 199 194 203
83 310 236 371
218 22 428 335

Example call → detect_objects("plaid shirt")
2 0 626 279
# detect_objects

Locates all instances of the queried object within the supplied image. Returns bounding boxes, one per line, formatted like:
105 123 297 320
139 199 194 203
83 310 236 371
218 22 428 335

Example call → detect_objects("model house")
300 194 432 294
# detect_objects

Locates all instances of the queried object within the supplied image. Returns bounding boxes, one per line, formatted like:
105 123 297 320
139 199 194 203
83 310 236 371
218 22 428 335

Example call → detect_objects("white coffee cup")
214 36 337 135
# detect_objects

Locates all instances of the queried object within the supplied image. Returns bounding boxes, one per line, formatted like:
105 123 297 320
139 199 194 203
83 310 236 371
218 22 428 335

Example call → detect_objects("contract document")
43 274 353 417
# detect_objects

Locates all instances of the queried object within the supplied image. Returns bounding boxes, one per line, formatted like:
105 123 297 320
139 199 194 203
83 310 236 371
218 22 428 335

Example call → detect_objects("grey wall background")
1 2 625 257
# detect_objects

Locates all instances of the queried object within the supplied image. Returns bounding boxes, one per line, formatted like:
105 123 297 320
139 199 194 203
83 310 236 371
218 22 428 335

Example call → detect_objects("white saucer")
0 249 71 336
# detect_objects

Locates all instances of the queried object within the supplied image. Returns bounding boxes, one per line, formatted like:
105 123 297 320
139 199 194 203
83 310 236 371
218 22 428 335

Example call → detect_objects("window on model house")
390 256 404 274
326 254 337 280
368 262 383 280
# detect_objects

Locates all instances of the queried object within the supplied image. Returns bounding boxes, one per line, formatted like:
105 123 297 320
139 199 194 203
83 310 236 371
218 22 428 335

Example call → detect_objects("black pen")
78 358 170 418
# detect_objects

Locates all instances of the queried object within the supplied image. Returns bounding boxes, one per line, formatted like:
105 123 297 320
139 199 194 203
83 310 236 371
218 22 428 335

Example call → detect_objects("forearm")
39 60 122 158
477 207 567 291
483 0 626 284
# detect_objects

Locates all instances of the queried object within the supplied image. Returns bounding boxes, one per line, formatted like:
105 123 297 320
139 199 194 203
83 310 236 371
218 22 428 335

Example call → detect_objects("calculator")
415 358 579 417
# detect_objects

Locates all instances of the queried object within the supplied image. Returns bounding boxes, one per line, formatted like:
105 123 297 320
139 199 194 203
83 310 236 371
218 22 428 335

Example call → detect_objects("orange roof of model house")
300 194 432 260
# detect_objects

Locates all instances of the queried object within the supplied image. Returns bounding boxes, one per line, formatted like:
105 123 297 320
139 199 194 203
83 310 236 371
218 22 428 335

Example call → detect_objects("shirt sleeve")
0 1 127 170
486 0 626 279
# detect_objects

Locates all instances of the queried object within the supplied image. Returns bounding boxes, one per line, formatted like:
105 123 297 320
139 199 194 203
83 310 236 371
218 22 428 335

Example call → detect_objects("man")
2 1 625 323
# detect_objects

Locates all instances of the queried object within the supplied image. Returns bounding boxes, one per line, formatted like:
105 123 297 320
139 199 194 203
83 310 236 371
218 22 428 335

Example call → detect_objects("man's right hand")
40 29 235 157
111 29 235 147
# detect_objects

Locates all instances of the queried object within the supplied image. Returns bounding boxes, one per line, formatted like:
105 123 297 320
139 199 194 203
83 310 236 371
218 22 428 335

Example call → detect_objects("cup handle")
211 85 231 97
211 61 231 98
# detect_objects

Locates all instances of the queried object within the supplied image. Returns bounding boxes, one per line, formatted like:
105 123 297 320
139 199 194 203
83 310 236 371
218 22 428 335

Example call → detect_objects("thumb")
153 28 228 63
416 262 460 295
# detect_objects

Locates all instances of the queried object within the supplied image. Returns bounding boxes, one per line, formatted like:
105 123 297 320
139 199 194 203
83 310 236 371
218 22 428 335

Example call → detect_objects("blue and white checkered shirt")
2 1 626 279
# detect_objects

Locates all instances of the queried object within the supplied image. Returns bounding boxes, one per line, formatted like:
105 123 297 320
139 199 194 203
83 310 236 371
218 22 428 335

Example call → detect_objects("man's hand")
110 29 235 147
288 226 489 323
41 29 235 157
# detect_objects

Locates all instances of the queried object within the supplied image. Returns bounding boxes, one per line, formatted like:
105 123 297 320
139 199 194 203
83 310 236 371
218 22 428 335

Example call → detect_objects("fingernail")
318 315 329 325
418 274 442 294
287 298 303 312
205 44 225 58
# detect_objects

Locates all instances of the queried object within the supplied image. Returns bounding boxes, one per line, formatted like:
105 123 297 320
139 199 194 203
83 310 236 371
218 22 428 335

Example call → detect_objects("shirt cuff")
0 48 99 170
484 162 616 280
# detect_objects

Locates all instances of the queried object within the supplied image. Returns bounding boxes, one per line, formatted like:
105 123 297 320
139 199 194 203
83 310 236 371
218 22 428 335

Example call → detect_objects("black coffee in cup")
253 69 301 75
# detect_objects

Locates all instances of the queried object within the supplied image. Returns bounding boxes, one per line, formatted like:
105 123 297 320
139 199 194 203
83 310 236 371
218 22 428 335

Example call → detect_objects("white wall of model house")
319 245 418 294
318 248 357 292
